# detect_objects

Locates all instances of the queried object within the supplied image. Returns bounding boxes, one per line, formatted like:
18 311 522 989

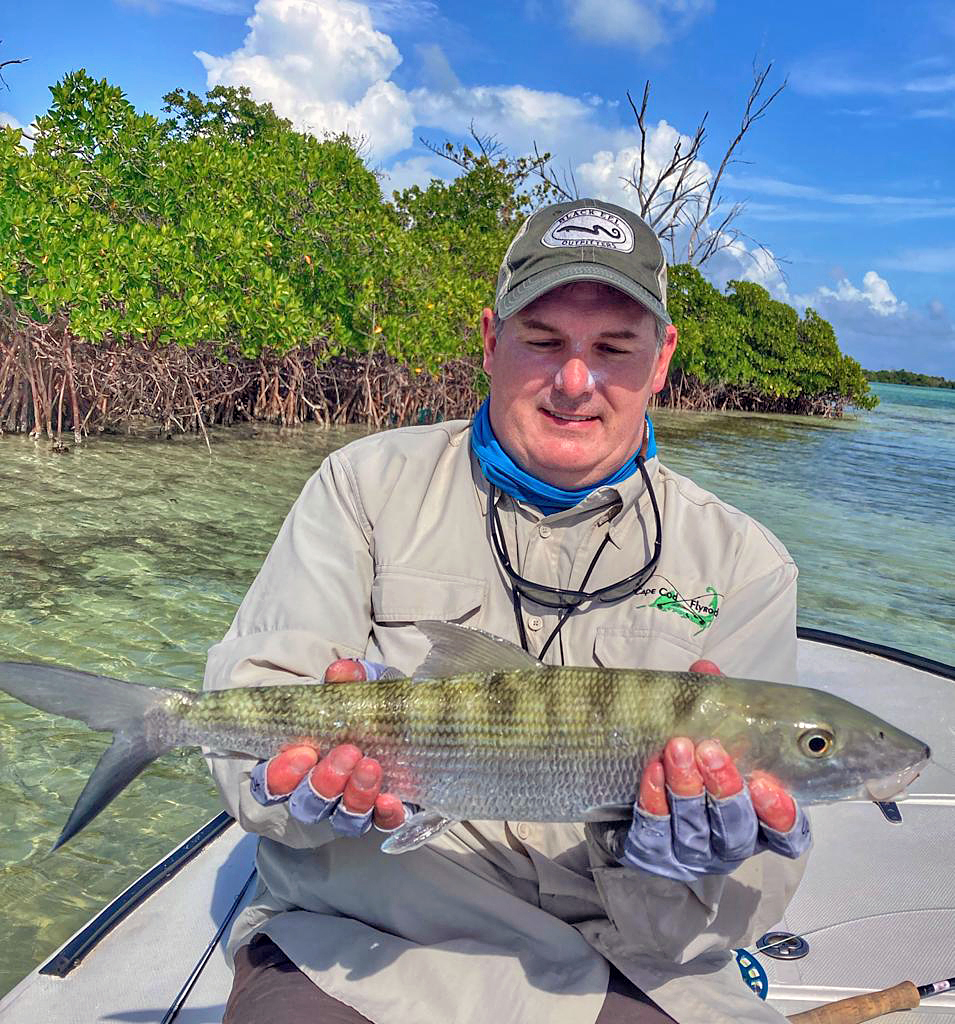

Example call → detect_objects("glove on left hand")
620 785 812 883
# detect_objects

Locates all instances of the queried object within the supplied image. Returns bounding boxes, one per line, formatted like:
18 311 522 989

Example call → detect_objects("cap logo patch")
541 207 635 253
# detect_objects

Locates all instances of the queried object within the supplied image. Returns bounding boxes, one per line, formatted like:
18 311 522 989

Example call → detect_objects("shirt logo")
635 576 723 634
541 207 635 252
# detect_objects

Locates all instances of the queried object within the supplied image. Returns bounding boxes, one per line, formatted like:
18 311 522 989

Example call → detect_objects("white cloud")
806 294 953 374
194 0 610 163
704 237 788 298
796 274 955 375
575 118 711 210
0 112 23 131
191 0 785 300
195 0 416 158
800 271 905 317
573 119 786 295
413 83 597 155
378 153 450 195
563 0 713 51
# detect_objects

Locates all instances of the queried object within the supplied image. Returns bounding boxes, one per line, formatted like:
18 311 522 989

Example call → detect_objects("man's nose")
554 358 595 398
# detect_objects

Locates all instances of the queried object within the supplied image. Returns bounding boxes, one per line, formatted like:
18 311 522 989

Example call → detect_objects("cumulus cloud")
0 112 23 131
413 83 597 156
195 0 415 158
194 0 608 162
575 119 711 209
563 0 713 51
191 0 784 301
795 271 955 374
802 270 906 317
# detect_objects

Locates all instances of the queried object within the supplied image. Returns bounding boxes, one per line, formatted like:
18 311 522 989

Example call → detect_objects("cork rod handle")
787 981 920 1024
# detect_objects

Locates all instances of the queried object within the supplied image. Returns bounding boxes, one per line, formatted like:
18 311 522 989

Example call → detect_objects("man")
205 199 810 1023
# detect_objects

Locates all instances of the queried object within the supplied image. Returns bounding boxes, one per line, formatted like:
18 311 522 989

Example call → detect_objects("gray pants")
224 935 677 1023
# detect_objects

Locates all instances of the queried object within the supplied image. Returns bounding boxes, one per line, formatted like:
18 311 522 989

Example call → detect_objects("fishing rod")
787 977 953 1023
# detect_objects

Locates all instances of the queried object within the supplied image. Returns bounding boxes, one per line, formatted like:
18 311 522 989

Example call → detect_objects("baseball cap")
494 199 671 325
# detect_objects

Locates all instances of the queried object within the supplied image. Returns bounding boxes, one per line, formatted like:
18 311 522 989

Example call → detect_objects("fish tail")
0 661 184 849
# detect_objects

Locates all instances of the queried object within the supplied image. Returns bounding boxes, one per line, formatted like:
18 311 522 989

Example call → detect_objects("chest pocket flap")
372 565 487 623
595 626 702 672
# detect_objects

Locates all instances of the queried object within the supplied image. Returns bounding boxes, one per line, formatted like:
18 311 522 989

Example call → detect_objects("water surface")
0 384 952 994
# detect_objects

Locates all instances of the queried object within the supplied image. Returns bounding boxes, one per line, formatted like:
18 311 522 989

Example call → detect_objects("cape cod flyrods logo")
541 207 635 252
634 576 723 635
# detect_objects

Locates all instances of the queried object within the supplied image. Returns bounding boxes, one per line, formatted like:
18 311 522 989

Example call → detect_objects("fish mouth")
864 755 930 801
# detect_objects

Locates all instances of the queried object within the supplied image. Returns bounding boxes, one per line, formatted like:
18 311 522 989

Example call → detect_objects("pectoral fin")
379 809 458 854
581 802 634 822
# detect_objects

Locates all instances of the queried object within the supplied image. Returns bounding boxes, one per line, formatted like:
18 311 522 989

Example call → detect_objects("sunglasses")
488 458 662 610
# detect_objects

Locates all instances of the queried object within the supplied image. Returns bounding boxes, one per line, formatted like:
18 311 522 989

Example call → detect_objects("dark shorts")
224 935 676 1023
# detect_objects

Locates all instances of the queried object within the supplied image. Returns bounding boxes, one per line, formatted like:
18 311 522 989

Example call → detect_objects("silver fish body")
169 666 930 821
0 634 930 850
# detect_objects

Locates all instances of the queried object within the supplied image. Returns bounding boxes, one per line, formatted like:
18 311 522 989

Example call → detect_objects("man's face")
481 282 677 490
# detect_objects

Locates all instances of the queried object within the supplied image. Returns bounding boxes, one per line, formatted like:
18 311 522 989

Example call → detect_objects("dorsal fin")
413 621 540 680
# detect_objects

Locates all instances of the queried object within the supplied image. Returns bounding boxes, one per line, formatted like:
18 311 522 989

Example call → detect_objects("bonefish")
0 621 930 854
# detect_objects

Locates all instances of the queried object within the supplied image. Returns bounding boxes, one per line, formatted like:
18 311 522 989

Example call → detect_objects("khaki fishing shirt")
203 420 806 1024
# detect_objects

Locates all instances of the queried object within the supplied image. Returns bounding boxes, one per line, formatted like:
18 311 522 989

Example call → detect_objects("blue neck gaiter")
470 400 656 516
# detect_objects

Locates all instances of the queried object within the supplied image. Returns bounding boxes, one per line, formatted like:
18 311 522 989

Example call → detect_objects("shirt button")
538 524 552 538
516 823 530 841
527 615 543 631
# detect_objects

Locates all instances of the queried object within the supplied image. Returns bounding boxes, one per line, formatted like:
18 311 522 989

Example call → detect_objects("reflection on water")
0 424 371 996
653 384 955 661
0 384 952 994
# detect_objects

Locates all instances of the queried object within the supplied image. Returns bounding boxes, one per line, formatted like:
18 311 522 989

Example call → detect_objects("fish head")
714 685 930 805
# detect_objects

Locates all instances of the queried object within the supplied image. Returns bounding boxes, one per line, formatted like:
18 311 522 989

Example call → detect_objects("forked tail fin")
0 662 185 849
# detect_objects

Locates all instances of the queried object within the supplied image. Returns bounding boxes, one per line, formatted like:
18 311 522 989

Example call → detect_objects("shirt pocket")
371 565 487 624
594 626 703 672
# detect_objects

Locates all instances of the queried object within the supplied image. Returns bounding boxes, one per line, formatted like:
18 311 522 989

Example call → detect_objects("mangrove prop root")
0 319 852 443
0 319 483 438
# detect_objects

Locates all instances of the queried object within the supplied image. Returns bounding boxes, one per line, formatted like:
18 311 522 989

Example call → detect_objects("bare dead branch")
530 142 577 201
0 42 28 90
619 62 785 270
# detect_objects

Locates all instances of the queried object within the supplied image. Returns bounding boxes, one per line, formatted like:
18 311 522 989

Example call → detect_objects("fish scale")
170 669 705 820
0 628 931 851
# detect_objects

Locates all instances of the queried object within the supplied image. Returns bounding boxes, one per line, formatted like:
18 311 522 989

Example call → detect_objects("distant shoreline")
865 370 955 390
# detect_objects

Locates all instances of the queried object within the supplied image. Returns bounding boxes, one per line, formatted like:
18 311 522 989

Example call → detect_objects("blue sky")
3 0 955 374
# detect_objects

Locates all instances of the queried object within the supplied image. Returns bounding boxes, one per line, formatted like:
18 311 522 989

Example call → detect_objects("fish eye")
798 729 835 758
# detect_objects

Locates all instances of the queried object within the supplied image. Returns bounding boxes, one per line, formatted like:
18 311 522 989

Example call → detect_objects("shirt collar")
470 435 660 543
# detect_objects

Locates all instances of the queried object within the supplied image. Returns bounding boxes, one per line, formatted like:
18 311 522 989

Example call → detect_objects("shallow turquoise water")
0 385 952 994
